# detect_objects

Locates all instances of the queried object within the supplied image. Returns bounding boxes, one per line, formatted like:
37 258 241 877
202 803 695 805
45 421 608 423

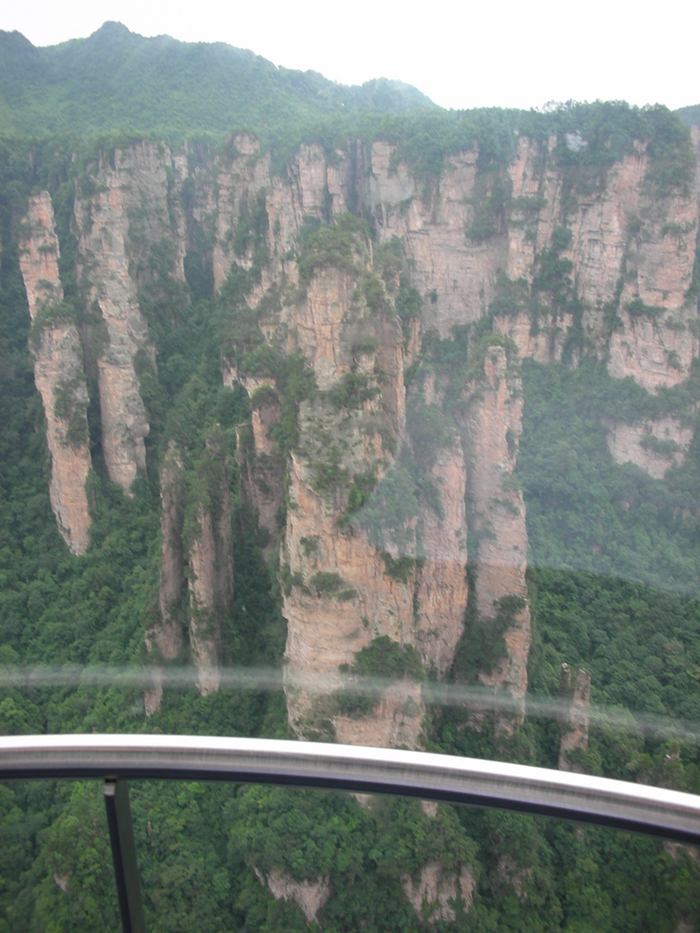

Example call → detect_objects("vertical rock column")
18 192 92 554
145 443 186 715
365 141 506 335
280 266 423 746
608 147 699 392
233 375 284 547
145 432 234 710
463 345 532 726
414 432 469 675
186 430 234 695
558 663 592 772
73 147 175 491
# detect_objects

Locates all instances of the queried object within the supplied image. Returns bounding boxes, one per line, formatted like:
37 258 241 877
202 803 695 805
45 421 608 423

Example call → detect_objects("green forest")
1 22 700 932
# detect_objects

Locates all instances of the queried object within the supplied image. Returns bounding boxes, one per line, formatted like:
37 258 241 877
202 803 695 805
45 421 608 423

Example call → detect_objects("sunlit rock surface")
18 191 92 554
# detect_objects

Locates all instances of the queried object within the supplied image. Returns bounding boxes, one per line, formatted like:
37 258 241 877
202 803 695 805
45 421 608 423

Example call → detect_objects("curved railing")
3 734 700 932
3 733 700 840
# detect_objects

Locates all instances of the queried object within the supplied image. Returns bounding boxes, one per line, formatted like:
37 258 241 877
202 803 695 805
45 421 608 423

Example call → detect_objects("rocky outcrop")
146 432 233 707
231 371 285 546
73 142 187 490
279 258 439 745
367 133 699 391
187 431 234 695
254 868 330 924
493 310 573 364
53 872 70 893
193 135 351 300
497 855 532 900
665 841 700 867
558 664 592 772
566 146 647 311
145 443 186 715
18 192 92 554
288 269 358 390
606 417 694 479
334 680 424 748
463 345 531 725
204 135 274 293
157 444 187 650
402 861 475 924
239 399 284 545
504 135 562 283
414 435 469 675
282 442 423 742
56 125 699 504
367 141 506 335
606 149 698 391
25 124 698 751
608 310 699 393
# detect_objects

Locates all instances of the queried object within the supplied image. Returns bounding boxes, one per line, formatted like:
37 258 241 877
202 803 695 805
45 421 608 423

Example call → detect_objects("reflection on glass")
1 19 700 930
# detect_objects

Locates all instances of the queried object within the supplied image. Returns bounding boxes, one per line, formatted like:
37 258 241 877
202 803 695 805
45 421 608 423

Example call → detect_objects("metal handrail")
4 734 700 932
3 733 700 843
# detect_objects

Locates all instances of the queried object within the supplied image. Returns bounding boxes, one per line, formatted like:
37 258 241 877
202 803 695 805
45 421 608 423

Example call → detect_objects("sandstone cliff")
362 132 700 397
413 433 469 676
21 123 698 751
463 344 531 725
402 861 475 925
186 429 234 695
365 142 505 334
606 417 694 479
145 442 186 715
558 663 593 772
253 868 330 924
232 374 285 548
146 430 234 707
18 192 92 554
73 142 186 490
15 118 700 925
279 258 426 744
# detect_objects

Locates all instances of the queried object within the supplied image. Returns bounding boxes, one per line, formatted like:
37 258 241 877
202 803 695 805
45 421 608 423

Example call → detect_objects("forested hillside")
1 24 700 930
0 22 434 139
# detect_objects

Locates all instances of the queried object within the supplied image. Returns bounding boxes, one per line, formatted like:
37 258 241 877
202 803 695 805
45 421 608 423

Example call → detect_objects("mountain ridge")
0 22 436 138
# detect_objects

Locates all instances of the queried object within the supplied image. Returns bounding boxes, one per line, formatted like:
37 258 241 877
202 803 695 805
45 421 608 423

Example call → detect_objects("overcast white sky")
3 0 698 111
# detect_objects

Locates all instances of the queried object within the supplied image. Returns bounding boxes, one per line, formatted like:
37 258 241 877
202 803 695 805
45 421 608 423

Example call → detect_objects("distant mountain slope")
0 21 435 138
676 104 700 127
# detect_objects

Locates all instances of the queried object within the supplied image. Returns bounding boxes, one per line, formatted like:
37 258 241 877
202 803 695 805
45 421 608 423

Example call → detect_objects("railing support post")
103 778 145 933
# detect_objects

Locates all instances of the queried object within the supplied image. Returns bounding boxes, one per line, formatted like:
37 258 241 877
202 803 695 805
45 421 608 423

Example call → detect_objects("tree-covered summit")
0 21 435 138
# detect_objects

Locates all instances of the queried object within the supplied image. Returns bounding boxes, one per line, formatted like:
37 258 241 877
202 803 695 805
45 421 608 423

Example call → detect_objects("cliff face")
187 453 234 695
280 259 425 744
145 432 234 707
558 664 592 772
24 125 700 750
13 117 699 925
607 135 699 391
156 443 186 655
235 386 284 547
366 142 505 334
463 346 531 724
414 435 469 675
402 861 475 925
365 133 699 390
18 192 92 554
73 142 186 490
253 868 330 924
145 443 186 715
606 417 694 479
